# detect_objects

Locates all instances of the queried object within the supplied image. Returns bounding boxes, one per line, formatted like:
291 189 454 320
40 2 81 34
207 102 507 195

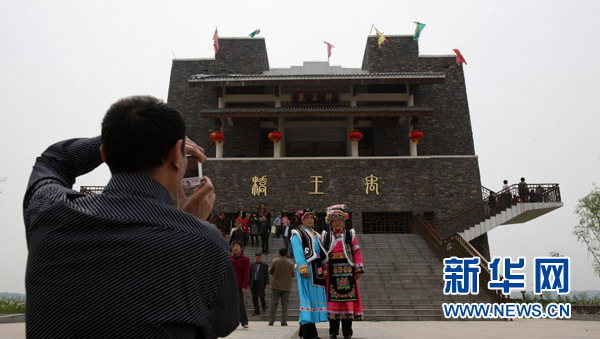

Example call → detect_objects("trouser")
250 234 259 246
238 288 248 326
283 236 291 257
299 323 318 339
251 283 266 313
519 188 528 202
269 289 290 324
261 234 269 253
329 319 352 337
502 192 512 208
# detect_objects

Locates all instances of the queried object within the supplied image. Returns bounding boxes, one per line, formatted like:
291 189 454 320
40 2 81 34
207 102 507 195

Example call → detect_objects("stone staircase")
242 233 489 322
459 201 563 241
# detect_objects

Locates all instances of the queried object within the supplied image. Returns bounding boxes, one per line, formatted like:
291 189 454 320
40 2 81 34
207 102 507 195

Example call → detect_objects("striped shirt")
23 136 239 338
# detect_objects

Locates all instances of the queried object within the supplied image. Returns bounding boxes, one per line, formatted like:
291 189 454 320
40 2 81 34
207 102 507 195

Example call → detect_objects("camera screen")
182 156 202 188
184 156 199 178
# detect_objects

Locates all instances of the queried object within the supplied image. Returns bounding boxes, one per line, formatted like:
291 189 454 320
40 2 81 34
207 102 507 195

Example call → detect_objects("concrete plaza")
2 319 600 338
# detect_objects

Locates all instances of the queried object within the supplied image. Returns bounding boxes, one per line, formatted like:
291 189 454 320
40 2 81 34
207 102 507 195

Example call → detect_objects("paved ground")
2 319 600 338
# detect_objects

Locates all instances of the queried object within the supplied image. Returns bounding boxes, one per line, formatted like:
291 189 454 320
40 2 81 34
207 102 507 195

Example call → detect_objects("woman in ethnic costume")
321 204 364 339
291 208 328 339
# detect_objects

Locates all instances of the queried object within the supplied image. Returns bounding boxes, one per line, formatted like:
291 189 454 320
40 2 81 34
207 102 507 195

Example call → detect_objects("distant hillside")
0 292 26 299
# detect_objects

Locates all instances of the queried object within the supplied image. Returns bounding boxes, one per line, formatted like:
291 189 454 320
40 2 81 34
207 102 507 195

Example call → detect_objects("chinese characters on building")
292 90 339 104
309 176 324 195
250 174 381 196
251 175 268 196
364 174 379 195
443 256 570 296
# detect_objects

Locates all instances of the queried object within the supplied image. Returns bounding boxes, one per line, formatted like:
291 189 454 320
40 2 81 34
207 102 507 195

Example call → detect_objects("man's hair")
232 240 243 248
279 248 288 256
101 96 186 174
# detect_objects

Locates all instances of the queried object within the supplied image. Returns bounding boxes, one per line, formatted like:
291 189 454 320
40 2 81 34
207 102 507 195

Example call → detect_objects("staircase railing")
432 183 561 236
411 214 508 303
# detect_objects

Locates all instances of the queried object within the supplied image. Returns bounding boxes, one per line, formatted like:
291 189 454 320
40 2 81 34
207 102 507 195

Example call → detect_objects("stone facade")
203 156 481 238
167 38 270 157
167 35 488 255
362 36 476 156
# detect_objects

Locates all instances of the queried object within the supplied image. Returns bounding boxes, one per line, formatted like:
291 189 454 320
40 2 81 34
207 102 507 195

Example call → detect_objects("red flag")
213 28 219 54
453 49 467 66
323 41 334 59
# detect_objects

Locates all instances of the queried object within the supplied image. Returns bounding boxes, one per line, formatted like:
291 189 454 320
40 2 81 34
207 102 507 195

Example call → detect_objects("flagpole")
366 24 374 71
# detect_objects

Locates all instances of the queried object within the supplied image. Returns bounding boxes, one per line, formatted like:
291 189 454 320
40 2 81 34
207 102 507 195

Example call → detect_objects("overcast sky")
1 0 599 294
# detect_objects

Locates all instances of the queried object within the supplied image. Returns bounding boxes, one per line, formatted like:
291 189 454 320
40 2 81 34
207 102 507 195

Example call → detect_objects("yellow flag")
374 26 388 48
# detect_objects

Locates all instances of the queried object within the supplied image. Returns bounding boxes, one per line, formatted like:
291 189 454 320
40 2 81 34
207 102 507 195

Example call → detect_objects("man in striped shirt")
23 96 239 338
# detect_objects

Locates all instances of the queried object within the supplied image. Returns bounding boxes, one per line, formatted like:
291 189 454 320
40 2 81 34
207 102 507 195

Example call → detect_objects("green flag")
414 22 426 41
249 29 261 37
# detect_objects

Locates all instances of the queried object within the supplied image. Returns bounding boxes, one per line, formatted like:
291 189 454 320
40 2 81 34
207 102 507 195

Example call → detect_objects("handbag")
271 225 277 234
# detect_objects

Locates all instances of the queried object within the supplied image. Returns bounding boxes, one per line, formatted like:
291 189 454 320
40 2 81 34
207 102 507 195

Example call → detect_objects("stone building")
167 35 488 255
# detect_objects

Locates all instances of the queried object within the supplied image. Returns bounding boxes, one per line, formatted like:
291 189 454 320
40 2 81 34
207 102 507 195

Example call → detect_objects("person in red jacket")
230 240 250 328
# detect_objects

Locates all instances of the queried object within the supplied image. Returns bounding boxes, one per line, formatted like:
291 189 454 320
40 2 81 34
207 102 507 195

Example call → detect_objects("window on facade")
227 103 270 108
358 127 374 156
259 128 274 157
226 86 273 95
357 101 406 106
364 84 407 93
286 127 346 157
362 212 413 234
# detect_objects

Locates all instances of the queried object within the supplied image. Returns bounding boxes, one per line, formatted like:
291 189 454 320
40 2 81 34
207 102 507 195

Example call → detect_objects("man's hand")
185 137 207 163
242 288 247 295
177 177 215 220
355 272 363 280
301 271 309 279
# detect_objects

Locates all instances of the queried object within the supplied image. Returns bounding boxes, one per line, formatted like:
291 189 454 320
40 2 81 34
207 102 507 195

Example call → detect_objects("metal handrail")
411 214 507 303
432 183 561 235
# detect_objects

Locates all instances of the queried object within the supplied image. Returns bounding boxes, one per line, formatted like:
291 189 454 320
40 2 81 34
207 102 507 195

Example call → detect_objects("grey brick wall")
203 156 481 238
167 38 270 157
413 57 475 156
361 36 419 72
362 36 476 156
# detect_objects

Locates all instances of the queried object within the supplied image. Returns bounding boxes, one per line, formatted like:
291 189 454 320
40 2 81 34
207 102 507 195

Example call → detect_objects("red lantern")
348 130 363 144
210 131 225 145
409 130 424 145
268 131 283 144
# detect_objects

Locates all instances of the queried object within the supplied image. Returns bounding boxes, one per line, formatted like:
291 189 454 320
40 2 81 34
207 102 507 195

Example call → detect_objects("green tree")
573 185 600 277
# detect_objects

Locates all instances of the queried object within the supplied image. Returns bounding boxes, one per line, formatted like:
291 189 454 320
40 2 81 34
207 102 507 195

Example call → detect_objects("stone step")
237 233 495 321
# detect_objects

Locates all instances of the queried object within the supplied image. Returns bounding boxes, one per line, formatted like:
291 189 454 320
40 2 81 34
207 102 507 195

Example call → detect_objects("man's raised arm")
23 136 103 229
